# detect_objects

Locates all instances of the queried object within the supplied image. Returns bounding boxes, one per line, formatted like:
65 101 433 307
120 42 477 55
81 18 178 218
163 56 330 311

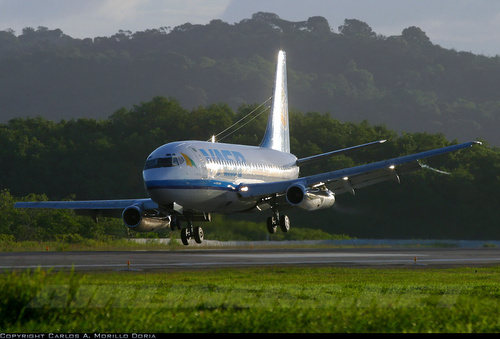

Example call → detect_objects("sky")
1 0 500 56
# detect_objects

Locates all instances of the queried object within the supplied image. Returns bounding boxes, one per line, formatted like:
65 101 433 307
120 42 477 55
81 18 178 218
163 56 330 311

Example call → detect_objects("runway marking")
2 248 499 271
1 257 500 271
202 253 422 258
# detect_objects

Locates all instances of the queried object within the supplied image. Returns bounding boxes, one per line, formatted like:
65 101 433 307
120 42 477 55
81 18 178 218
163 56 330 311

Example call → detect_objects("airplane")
15 50 481 245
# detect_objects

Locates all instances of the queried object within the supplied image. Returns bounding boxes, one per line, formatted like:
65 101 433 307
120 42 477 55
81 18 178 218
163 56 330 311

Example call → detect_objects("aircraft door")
190 147 208 179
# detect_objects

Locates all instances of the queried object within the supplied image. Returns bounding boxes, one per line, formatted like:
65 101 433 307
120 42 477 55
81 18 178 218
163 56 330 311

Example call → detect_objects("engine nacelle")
122 205 171 232
286 184 336 211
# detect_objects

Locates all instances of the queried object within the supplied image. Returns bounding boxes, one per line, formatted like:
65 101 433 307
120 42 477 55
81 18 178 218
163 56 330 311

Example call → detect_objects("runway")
1 247 500 272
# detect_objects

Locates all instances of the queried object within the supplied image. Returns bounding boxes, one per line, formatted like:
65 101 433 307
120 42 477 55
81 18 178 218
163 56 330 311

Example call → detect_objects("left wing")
238 141 481 199
14 198 158 218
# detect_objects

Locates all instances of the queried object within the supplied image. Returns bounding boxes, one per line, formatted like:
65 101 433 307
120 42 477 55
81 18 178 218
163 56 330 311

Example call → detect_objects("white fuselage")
143 141 299 213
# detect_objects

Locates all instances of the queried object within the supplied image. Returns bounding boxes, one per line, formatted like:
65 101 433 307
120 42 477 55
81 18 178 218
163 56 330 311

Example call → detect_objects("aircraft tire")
181 228 190 245
194 226 204 244
279 215 290 233
267 217 277 234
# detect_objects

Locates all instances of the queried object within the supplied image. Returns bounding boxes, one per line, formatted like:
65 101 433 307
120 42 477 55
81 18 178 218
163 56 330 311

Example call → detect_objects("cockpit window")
159 157 173 167
144 154 184 170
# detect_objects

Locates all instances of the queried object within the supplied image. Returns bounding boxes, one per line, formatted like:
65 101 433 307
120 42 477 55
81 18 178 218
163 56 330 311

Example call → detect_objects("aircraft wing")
14 198 157 218
238 141 481 199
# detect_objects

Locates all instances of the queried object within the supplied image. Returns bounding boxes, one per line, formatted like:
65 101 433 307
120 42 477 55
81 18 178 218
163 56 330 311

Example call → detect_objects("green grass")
0 238 188 252
1 266 499 333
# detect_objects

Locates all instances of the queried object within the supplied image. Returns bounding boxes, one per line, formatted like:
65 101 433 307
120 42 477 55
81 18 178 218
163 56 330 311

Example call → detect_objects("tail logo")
281 110 288 127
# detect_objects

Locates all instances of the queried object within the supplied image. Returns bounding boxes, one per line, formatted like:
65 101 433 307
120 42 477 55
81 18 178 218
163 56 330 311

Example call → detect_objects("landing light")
389 165 395 170
343 177 349 181
240 186 249 192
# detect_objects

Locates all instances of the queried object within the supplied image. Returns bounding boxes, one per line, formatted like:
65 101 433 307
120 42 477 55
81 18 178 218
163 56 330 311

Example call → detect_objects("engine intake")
286 184 336 211
122 205 171 232
286 184 306 205
123 205 142 227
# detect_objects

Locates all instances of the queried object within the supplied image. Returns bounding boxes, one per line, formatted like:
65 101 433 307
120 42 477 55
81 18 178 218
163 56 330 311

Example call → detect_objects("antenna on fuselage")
206 97 272 143
211 135 215 143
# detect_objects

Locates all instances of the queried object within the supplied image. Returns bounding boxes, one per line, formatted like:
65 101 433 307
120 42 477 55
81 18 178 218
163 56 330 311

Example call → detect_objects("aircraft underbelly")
148 187 256 213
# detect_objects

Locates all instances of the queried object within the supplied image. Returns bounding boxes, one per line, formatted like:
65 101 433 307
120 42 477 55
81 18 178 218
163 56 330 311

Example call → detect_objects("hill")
1 13 500 145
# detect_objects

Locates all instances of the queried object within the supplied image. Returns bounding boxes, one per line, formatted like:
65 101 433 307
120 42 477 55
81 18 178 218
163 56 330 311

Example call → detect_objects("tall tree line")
1 97 498 240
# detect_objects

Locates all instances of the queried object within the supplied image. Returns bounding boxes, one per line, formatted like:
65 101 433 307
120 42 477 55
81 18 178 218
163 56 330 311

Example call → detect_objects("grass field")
1 265 499 333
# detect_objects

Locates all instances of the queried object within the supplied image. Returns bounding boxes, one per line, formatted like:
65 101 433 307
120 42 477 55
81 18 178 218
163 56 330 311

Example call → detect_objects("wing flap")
327 160 422 195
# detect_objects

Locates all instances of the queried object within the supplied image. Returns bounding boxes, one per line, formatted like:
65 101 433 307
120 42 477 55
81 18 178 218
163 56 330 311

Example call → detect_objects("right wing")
238 141 481 199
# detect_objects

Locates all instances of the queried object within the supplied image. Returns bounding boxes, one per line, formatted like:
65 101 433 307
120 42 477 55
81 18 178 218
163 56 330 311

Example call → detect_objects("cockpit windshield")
144 154 185 170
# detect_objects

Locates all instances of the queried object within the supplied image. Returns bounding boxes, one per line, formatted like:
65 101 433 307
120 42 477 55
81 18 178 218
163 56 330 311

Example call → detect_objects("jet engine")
285 183 335 211
122 205 171 232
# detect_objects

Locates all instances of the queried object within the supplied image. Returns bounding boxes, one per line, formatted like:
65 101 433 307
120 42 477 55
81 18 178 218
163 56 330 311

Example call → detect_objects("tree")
306 16 331 33
338 19 376 38
402 26 431 46
252 12 280 23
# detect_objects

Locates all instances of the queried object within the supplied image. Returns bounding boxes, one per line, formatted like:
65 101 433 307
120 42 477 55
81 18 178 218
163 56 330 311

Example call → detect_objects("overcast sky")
1 0 499 56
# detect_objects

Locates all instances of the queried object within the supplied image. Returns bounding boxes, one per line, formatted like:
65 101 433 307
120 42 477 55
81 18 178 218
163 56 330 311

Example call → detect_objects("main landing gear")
267 210 290 234
180 224 204 246
171 216 204 246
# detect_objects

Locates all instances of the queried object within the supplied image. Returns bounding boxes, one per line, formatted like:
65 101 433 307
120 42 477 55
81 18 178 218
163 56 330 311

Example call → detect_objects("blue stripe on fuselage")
145 179 237 191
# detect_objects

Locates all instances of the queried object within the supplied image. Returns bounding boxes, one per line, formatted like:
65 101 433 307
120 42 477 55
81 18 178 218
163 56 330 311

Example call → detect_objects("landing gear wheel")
279 214 290 233
194 226 204 244
181 228 190 246
267 216 277 234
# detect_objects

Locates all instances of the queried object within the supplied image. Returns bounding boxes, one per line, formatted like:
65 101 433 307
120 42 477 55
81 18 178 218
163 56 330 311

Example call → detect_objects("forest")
1 96 499 241
1 12 500 146
0 12 499 242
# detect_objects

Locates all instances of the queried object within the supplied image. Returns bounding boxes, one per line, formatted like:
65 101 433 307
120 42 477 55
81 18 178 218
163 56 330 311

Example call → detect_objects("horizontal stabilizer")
296 140 386 167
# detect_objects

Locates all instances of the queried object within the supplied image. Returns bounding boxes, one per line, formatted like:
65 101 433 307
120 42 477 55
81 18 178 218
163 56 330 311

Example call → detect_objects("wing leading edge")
14 199 158 218
238 141 481 199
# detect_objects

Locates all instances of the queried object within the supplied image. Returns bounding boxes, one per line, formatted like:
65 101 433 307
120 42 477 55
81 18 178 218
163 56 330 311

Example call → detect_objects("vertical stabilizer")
260 50 290 153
